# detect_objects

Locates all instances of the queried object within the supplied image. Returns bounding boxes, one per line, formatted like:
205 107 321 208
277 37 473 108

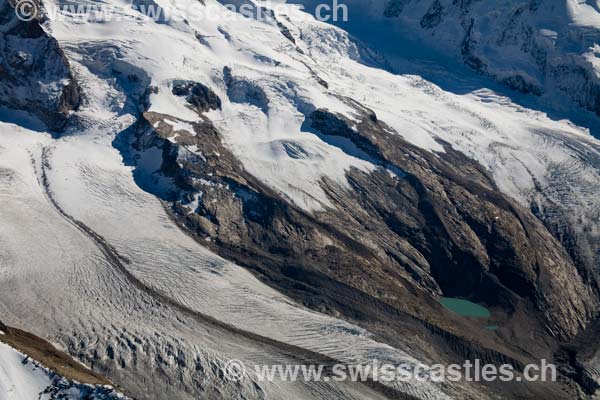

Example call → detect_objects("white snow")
567 0 600 28
0 342 50 400
162 118 194 134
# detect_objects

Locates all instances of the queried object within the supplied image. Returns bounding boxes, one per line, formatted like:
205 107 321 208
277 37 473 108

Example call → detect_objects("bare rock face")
0 0 79 131
171 81 221 113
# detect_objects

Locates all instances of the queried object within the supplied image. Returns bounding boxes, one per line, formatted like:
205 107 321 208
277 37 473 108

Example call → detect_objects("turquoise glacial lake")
440 297 491 319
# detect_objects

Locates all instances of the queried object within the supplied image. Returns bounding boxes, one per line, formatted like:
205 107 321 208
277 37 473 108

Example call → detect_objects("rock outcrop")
0 0 79 131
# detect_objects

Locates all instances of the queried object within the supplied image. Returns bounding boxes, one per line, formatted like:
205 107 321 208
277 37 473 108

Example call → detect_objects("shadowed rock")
0 0 79 131
172 81 221 113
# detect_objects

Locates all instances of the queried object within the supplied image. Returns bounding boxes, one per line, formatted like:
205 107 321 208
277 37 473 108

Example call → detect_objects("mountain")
310 0 600 117
1 0 599 398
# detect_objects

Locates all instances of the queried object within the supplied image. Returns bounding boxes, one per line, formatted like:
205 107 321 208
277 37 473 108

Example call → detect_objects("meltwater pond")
440 297 491 318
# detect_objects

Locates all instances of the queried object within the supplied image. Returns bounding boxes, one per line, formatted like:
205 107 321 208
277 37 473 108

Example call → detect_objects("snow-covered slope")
0 341 52 400
306 0 600 119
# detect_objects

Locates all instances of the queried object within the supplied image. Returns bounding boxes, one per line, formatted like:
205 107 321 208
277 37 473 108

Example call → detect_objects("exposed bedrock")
0 0 79 131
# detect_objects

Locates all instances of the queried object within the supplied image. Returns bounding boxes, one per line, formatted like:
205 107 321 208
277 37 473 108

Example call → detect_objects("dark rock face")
276 20 295 44
0 0 79 131
171 81 221 113
420 0 444 29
